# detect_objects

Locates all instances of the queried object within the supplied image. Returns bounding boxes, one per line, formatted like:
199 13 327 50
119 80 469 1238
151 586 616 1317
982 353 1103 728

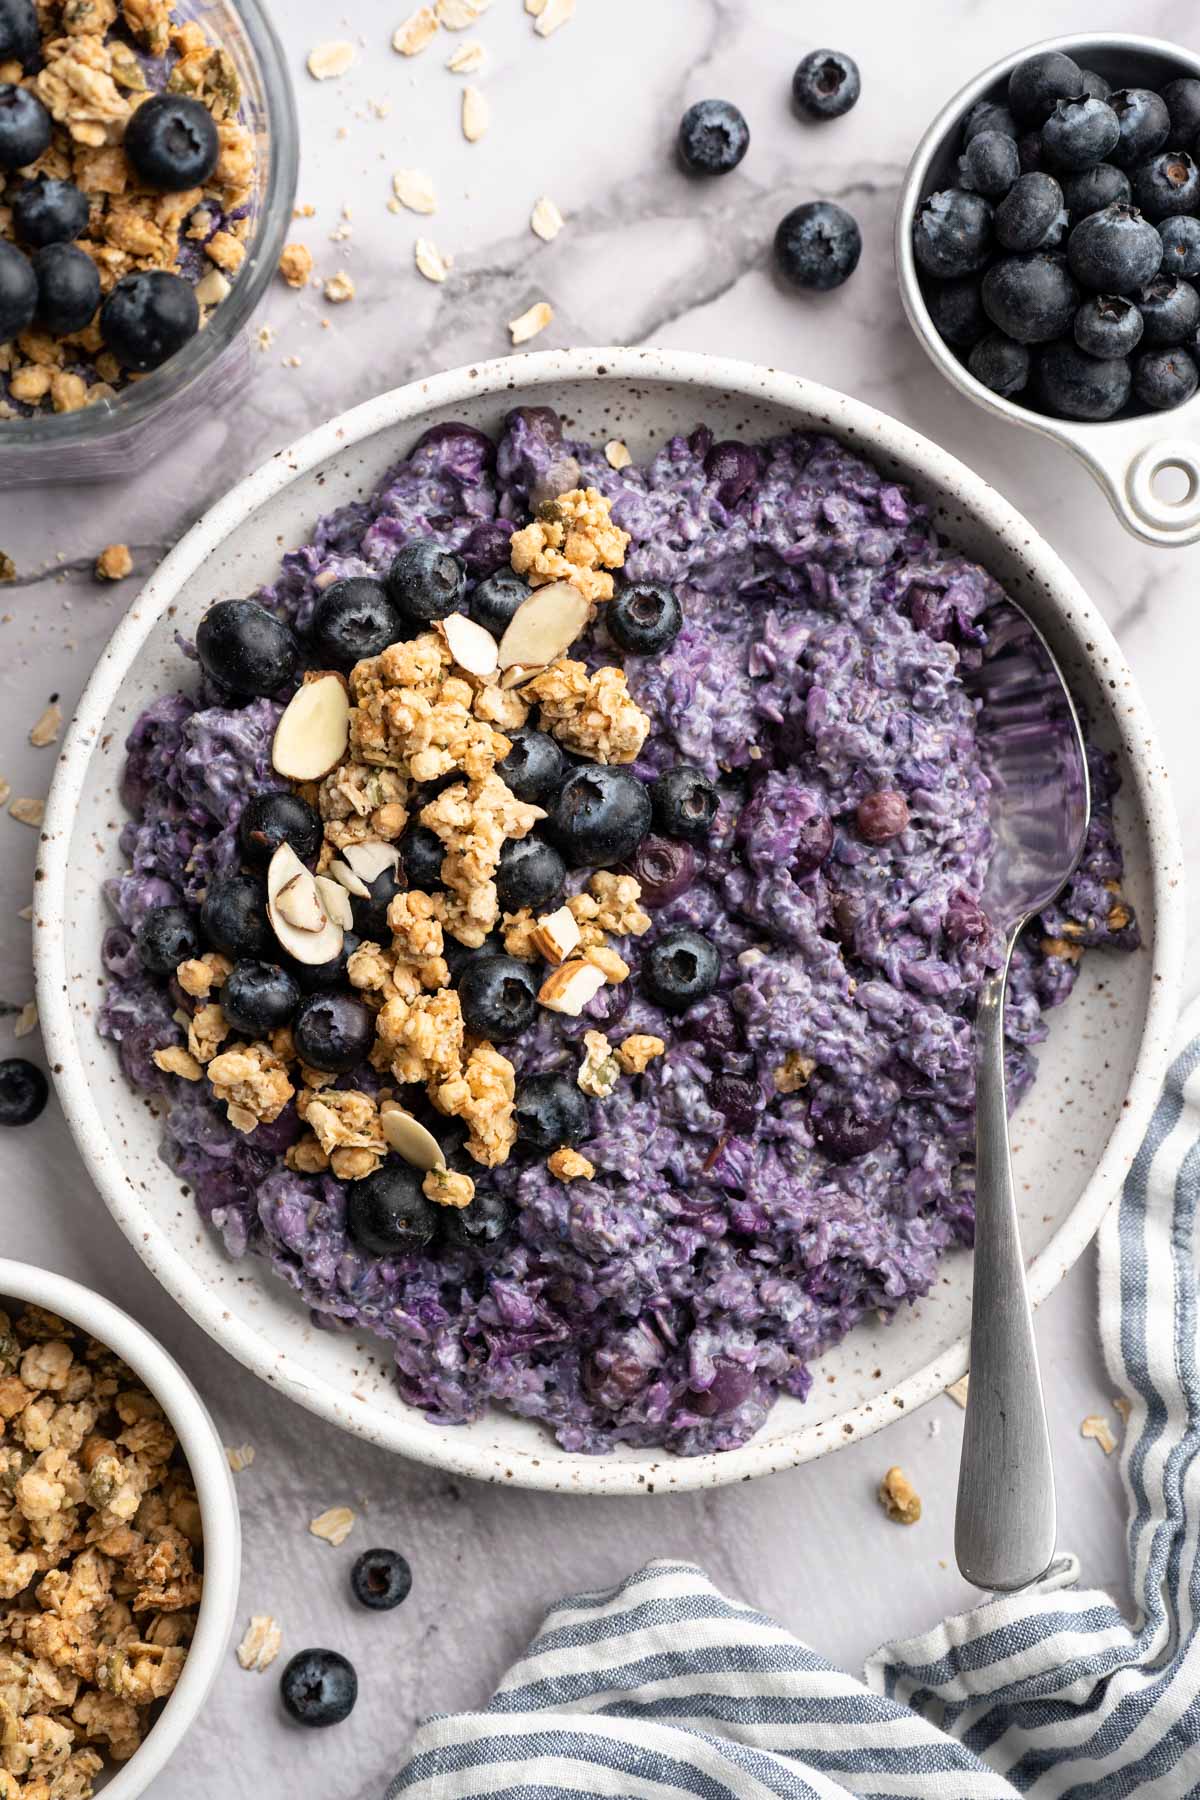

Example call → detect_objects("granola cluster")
0 1304 201 1798
509 486 631 604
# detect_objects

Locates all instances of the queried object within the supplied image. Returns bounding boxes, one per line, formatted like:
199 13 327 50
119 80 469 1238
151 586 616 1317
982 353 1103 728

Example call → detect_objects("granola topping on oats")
206 1042 294 1133
547 1146 594 1182
615 1033 665 1076
509 487 629 603
523 661 650 764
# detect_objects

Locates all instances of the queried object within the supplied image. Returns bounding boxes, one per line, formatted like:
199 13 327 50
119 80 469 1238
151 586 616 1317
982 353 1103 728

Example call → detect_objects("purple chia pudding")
98 408 1139 1456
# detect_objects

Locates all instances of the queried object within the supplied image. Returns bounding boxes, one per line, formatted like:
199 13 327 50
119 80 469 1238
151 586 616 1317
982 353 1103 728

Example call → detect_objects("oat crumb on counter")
14 999 37 1038
415 237 452 283
946 1374 969 1408
0 552 14 582
878 1466 922 1524
533 0 575 34
461 83 489 142
531 196 564 241
95 543 134 582
393 5 438 54
508 299 553 345
236 1613 282 1671
10 796 45 827
307 40 355 80
278 242 313 288
324 270 356 304
1113 1395 1132 1423
225 1443 255 1473
1082 1413 1118 1455
309 1506 355 1547
29 701 63 747
446 39 484 72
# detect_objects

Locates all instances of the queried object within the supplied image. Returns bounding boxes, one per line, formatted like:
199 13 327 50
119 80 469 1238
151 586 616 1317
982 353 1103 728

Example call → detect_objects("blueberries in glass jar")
1036 340 1132 419
607 579 683 655
627 835 696 906
124 93 219 190
552 766 651 867
1039 96 1120 172
1008 50 1084 125
855 789 910 845
968 331 1030 397
350 860 405 944
775 200 862 289
220 961 300 1035
310 578 406 670
958 130 1020 199
443 1187 515 1249
468 568 529 636
346 1164 439 1257
642 928 720 1012
385 539 466 622
499 729 567 807
962 98 1017 145
1130 150 1200 221
200 876 272 959
196 599 299 698
994 173 1066 253
1162 76 1200 143
515 1071 589 1151
457 955 538 1042
1067 202 1163 292
809 1078 898 1161
1158 215 1200 279
32 243 100 334
1136 274 1200 346
0 1058 47 1127
12 177 90 248
677 98 749 175
99 270 200 371
912 188 993 278
293 992 373 1072
238 792 322 867
398 824 445 890
981 253 1077 343
350 1548 412 1611
1060 162 1130 223
791 50 860 122
0 83 51 169
1108 88 1170 168
1133 345 1199 411
135 904 200 975
651 766 718 842
0 1 38 66
0 241 36 343
1074 293 1143 358
495 836 565 913
710 1071 761 1132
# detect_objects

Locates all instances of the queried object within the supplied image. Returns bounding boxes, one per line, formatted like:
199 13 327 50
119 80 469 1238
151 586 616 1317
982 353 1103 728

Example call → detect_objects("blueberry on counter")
0 82 51 168
499 729 567 807
791 50 860 122
100 269 200 371
994 172 1066 253
457 955 538 1042
551 766 652 867
292 992 373 1073
515 1071 589 1150
310 577 406 670
607 579 683 654
1133 344 1199 410
912 189 992 279
350 1549 412 1611
1162 75 1200 144
442 1188 514 1248
981 252 1077 343
968 331 1031 397
651 766 719 841
1074 293 1144 358
200 876 272 960
124 93 219 190
677 98 749 175
136 904 200 975
642 928 720 1012
346 1164 440 1256
1109 88 1170 168
280 1650 357 1728
0 0 38 65
0 1059 47 1127
1008 51 1084 125
1060 162 1130 222
1036 339 1132 419
196 598 299 697
495 836 565 913
1158 215 1200 279
221 962 300 1036
775 200 862 290
1136 274 1200 346
1039 96 1120 172
0 240 36 344
385 539 465 623
1067 202 1163 292
32 243 100 335
925 276 987 345
238 792 322 868
962 98 1017 145
468 568 529 636
398 823 445 890
1130 150 1200 221
12 177 90 248
958 130 1020 199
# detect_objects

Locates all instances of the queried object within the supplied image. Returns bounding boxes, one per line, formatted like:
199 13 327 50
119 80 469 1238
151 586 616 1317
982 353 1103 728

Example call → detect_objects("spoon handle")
955 949 1057 1593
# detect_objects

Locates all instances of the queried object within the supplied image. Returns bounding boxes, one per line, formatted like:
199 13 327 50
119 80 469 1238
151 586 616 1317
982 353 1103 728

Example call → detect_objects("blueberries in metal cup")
1016 129 1043 174
1067 203 1163 292
1136 274 1200 346
1074 293 1144 358
677 98 749 175
499 728 567 807
912 188 993 278
775 199 862 289
197 599 300 697
791 49 860 122
32 243 99 334
962 97 1017 145
1133 345 1199 410
350 1548 412 1611
1078 69 1111 104
981 252 1077 343
468 568 530 635
551 766 651 867
200 875 272 959
442 1188 515 1249
346 1165 440 1258
350 862 405 944
925 275 987 345
238 792 322 868
1007 51 1084 125
1060 162 1131 222
1158 215 1200 279
1036 340 1133 420
1108 87 1170 168
642 927 720 1012
220 962 300 1036
99 269 200 371
457 955 538 1042
958 130 1020 199
0 82 50 168
515 1071 589 1151
280 1649 358 1728
12 177 90 247
0 1058 47 1127
651 766 718 842
293 992 373 1073
135 904 199 975
385 539 466 623
123 93 219 190
627 835 696 906
0 240 36 342
310 578 407 670
1130 150 1200 222
495 836 565 913
1039 96 1120 173
855 789 910 845
398 823 445 890
607 579 683 656
994 173 1066 253
968 332 1031 397
1162 76 1200 144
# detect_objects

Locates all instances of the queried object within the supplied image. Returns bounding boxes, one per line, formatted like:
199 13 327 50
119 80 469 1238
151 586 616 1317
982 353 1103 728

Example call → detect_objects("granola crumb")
1081 1413 1118 1455
236 1613 281 1672
225 1443 255 1473
508 299 553 344
577 1029 619 1098
548 1145 594 1182
29 700 63 747
415 236 452 282
278 242 313 288
10 795 45 827
309 1505 355 1547
945 1374 969 1408
530 196 564 241
773 1051 815 1094
307 40 355 80
152 1044 203 1082
0 552 14 582
615 1033 665 1076
509 487 629 602
422 1165 475 1208
324 269 356 304
393 5 438 54
878 1466 921 1524
95 542 133 582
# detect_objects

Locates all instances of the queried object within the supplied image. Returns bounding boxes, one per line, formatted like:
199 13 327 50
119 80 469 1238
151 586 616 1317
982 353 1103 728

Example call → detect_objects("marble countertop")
4 1 1200 1795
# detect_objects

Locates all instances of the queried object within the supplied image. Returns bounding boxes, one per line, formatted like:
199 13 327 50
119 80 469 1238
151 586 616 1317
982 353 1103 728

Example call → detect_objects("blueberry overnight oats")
99 410 1139 1456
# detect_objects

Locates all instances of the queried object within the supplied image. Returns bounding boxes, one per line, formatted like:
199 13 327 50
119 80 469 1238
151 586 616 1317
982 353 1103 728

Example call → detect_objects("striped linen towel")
390 1000 1200 1799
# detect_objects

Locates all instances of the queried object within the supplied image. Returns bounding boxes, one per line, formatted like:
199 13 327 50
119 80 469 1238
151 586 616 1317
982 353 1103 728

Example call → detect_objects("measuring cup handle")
1076 422 1200 548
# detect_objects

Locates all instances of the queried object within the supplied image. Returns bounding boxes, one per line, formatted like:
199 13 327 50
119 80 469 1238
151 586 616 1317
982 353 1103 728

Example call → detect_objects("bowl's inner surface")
53 369 1158 1485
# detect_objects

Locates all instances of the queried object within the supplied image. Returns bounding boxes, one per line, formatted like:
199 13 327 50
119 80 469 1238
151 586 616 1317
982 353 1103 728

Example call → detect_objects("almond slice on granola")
380 1103 445 1171
439 611 499 677
272 673 350 780
314 874 354 929
267 843 344 965
497 579 589 671
530 903 580 964
537 959 606 1016
341 840 401 886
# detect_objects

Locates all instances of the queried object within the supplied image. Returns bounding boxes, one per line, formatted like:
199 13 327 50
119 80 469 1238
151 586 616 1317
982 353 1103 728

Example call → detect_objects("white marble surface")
3 1 1200 1795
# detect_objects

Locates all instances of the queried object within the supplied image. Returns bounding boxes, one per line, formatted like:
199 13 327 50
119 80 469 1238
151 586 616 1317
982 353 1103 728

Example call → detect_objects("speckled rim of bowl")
34 347 1186 1494
0 1258 239 1797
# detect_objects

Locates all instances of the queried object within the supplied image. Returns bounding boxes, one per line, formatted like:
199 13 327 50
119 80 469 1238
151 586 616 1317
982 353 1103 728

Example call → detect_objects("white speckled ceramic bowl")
0 1259 239 1796
34 348 1185 1494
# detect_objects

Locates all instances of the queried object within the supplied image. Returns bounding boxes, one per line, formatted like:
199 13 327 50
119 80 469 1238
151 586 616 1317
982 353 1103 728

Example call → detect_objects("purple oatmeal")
99 409 1138 1456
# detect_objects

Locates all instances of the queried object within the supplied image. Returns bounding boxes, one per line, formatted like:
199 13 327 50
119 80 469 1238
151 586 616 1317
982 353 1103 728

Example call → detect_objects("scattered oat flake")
946 1374 969 1408
533 0 574 34
0 780 10 809
307 40 356 80
256 325 275 351
10 797 44 828
530 195 564 241
1113 1395 1132 1422
461 84 489 141
446 39 484 72
283 354 303 368
1082 1413 1118 1455
95 543 133 582
436 0 489 25
17 904 32 921
226 1443 256 1473
394 168 437 214
0 553 14 583
415 236 452 282
525 0 546 12
29 701 62 748
605 439 632 470
324 271 356 304
236 1614 282 1672
509 300 553 344
14 1001 37 1039
393 6 438 54
309 1505 355 1546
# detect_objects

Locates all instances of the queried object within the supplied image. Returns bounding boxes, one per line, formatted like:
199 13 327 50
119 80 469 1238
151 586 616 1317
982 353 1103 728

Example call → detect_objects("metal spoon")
955 601 1091 1594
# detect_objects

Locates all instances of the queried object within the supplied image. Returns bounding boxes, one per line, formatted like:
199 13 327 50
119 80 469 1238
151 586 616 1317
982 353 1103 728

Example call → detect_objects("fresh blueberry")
1162 76 1200 144
1074 293 1144 357
196 598 299 697
1036 340 1132 419
0 1059 47 1127
350 861 405 944
1079 69 1111 103
1109 88 1170 167
1040 95 1120 171
1060 162 1131 222
280 1650 357 1728
981 252 1077 343
99 269 199 371
775 200 862 290
0 82 50 168
1017 129 1043 174
442 933 502 985
32 243 99 334
912 189 993 279
677 98 749 175
809 1079 898 1161
495 836 565 913
925 276 987 345
1067 202 1163 291
994 172 1067 252
385 539 465 623
625 835 694 907
398 824 444 891
1007 51 1084 125
238 792 322 867
123 93 219 190
200 876 272 960
855 789 910 844
642 927 719 1013
289 932 360 995
457 955 538 1042
710 1072 761 1131
12 178 90 247
468 568 529 636
0 239 35 343
705 439 762 506
457 521 511 577
310 577 406 670
962 98 1017 145
607 579 683 655
958 129 1020 199
442 1188 514 1248
135 904 200 975
0 0 37 65
350 1549 412 1612
791 49 860 121
293 992 373 1072
551 766 652 867
1133 344 1199 410
346 1163 440 1256
220 961 300 1035
1137 274 1200 346
514 1071 589 1150
499 729 567 807
1159 215 1200 279
968 331 1031 397
651 766 719 841
1130 149 1200 221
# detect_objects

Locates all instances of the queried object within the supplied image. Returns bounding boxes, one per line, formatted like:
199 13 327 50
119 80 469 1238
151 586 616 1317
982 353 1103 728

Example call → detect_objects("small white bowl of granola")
0 1258 239 1800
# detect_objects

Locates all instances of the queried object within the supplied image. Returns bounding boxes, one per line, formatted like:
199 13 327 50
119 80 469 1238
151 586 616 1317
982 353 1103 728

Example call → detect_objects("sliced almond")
438 612 498 677
393 167 436 215
272 674 349 781
267 843 344 966
500 662 543 689
530 904 580 964
327 858 371 900
537 959 606 1016
341 840 400 885
275 872 326 932
497 579 589 671
314 875 354 930
380 1104 445 1170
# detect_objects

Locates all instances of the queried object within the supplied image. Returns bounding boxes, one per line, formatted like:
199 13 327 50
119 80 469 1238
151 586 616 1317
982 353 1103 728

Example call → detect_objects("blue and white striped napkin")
389 1000 1200 1799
